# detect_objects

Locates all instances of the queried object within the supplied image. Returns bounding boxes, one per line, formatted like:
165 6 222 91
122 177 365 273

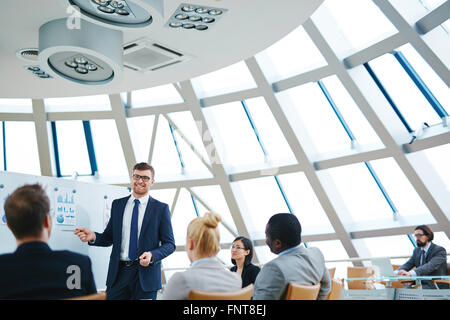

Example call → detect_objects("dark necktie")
420 249 426 266
128 199 140 261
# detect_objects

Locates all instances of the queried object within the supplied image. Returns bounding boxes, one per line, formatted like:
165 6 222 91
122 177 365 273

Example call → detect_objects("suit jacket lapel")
139 195 155 240
115 195 130 244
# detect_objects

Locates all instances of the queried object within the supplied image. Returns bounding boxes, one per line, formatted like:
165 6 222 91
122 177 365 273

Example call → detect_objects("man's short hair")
133 162 155 178
415 225 434 241
4 184 50 239
267 213 302 248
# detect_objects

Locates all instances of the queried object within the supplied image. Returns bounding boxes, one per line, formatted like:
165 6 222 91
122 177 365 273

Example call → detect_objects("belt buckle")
125 260 134 267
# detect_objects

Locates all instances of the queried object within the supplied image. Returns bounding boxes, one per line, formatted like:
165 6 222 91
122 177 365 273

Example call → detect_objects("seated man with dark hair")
0 184 97 299
253 213 331 300
396 225 448 289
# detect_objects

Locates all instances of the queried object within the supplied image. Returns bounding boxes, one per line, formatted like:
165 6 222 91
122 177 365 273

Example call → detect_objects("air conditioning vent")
123 38 191 72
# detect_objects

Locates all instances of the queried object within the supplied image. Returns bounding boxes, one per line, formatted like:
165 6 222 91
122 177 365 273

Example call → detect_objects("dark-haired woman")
230 236 260 288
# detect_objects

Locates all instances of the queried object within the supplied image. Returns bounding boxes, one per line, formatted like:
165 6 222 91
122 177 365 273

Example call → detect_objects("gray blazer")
253 246 331 300
399 242 448 289
161 257 242 300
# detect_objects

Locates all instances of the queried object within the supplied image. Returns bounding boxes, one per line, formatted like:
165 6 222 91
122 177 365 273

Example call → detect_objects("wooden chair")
325 278 343 300
66 291 107 300
285 283 320 300
347 266 375 290
188 284 253 300
328 267 336 279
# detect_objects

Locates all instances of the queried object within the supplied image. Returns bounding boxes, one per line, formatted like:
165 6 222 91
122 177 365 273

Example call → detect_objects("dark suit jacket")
90 195 175 292
399 242 448 289
230 263 261 288
0 241 97 299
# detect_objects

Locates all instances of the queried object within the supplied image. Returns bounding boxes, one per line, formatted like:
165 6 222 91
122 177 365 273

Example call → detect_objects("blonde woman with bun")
162 212 242 300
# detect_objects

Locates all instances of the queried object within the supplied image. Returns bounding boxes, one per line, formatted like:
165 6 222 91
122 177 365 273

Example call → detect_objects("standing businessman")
75 162 175 299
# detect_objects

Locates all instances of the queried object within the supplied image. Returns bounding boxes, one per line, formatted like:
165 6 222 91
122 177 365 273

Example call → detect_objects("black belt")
119 260 139 267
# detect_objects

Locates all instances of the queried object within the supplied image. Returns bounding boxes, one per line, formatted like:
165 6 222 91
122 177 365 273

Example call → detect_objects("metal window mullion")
363 62 414 134
392 51 448 119
82 120 98 176
319 80 399 219
50 122 62 178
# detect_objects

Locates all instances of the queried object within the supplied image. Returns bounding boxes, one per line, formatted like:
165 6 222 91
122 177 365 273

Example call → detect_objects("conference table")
342 275 450 300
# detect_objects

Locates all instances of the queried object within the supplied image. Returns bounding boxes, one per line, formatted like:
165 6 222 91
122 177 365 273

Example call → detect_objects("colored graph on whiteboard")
55 188 77 226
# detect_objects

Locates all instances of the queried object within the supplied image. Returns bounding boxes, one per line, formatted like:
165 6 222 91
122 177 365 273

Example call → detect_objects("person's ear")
244 249 250 256
44 214 51 229
187 237 195 251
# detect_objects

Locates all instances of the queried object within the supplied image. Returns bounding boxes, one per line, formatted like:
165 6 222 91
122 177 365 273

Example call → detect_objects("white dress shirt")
120 193 150 261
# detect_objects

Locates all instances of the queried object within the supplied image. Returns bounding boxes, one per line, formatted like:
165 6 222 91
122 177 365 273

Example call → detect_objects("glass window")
420 143 450 192
313 0 397 56
127 115 156 163
231 177 289 240
307 239 350 279
44 95 111 112
275 82 352 157
54 121 91 176
148 188 177 211
150 116 184 180
243 97 297 166
170 188 199 246
397 44 449 112
191 61 257 99
168 111 211 164
320 75 384 148
191 185 238 236
129 84 183 108
433 231 450 251
321 162 396 228
90 120 128 177
276 172 334 234
417 0 447 11
0 99 32 113
369 52 442 130
254 25 327 83
4 122 40 175
369 157 431 219
202 101 266 173
353 235 414 260
254 245 278 265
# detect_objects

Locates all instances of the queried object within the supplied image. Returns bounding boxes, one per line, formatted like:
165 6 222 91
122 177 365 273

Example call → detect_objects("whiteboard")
0 171 130 290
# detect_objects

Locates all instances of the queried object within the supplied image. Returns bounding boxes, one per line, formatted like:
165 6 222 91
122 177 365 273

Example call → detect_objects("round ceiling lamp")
38 18 123 85
68 0 164 29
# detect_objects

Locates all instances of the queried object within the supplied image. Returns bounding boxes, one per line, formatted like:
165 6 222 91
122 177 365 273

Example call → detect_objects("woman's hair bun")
202 212 221 228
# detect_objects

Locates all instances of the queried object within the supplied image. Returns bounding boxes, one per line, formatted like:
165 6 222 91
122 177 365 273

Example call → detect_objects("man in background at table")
396 225 448 289
0 184 97 299
75 162 175 299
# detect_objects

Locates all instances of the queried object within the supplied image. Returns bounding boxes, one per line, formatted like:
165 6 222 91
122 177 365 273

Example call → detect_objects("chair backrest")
188 284 253 300
328 267 336 279
347 266 374 290
285 283 320 300
447 263 450 275
326 279 343 300
66 291 106 300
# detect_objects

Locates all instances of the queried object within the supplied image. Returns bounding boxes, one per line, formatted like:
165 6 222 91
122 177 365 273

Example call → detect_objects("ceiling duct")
123 38 192 72
38 18 123 85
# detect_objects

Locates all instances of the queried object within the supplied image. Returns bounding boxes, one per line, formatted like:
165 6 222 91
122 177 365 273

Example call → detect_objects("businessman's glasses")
132 174 152 182
413 233 426 238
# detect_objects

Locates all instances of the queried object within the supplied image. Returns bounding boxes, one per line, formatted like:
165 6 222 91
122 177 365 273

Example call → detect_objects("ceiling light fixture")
68 0 164 29
166 3 227 31
38 18 123 85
